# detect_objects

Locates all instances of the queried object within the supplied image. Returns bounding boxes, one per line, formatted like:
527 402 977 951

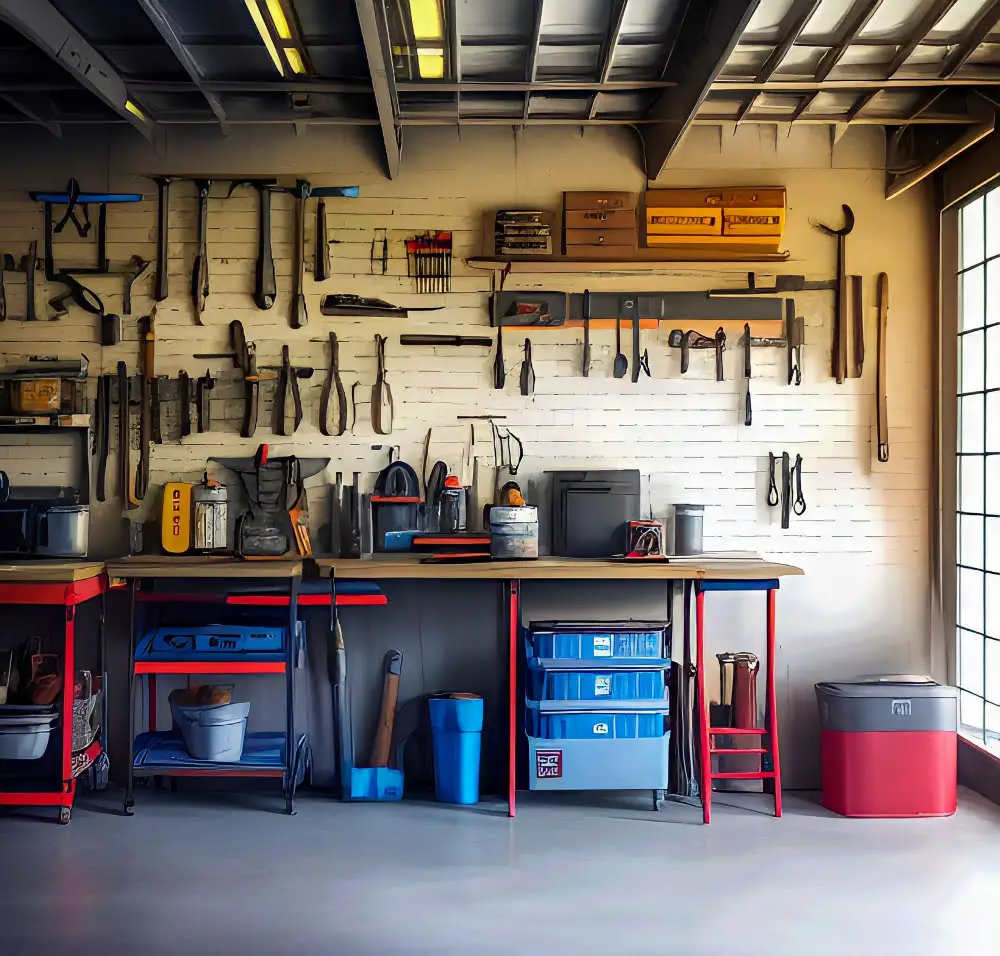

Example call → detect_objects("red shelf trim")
134 661 286 675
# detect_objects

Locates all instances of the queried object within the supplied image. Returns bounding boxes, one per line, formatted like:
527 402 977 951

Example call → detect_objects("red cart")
0 562 107 824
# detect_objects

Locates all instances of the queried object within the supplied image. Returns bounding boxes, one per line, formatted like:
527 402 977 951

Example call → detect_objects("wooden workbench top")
313 555 803 581
105 556 303 579
0 561 106 584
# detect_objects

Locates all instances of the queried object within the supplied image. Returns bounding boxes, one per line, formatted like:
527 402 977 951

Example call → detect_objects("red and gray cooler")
815 677 958 818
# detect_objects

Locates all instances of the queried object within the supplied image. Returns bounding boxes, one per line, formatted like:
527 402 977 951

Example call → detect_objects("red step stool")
695 579 782 824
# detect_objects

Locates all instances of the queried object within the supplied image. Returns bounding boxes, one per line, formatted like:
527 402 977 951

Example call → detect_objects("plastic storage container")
527 662 668 701
815 676 958 818
171 701 251 762
139 625 285 658
673 503 704 555
526 701 667 739
0 712 58 759
428 694 483 805
527 625 666 660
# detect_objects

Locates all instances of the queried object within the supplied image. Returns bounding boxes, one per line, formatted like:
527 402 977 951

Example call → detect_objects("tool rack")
0 564 107 824
116 558 387 815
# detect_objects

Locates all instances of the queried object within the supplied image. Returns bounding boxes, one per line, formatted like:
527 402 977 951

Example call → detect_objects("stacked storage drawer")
525 621 670 792
562 192 638 258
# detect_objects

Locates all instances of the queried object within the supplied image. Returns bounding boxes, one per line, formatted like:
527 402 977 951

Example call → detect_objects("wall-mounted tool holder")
406 232 452 292
767 452 806 530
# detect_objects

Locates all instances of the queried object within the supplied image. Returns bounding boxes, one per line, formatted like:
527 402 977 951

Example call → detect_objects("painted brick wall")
0 123 935 786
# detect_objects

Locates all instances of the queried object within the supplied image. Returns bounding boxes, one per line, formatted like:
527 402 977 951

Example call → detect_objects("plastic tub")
0 713 58 760
170 701 250 762
428 694 483 805
674 503 704 555
527 626 666 660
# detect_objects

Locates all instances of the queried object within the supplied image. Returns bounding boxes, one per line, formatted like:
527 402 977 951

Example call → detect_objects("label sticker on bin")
594 676 612 696
593 637 611 657
592 722 609 735
536 750 563 778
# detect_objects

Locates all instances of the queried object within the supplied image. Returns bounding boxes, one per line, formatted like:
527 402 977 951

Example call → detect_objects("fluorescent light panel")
244 0 285 75
408 0 443 40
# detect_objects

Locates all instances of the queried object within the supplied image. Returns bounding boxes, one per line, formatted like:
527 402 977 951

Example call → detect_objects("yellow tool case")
644 187 786 253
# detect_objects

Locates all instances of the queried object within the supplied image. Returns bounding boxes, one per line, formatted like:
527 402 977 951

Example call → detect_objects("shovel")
613 318 628 378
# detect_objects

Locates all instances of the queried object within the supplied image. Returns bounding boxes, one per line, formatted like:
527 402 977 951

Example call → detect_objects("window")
957 186 1000 750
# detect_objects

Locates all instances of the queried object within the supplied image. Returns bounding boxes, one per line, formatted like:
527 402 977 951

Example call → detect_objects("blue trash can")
428 694 484 805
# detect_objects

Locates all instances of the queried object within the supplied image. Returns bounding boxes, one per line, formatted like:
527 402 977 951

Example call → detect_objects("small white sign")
891 699 912 717
592 722 609 735
593 636 612 657
594 675 612 696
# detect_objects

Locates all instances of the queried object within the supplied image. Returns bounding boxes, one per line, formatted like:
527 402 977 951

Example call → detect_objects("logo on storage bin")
593 637 612 657
536 750 563 778
592 722 609 735
891 699 912 717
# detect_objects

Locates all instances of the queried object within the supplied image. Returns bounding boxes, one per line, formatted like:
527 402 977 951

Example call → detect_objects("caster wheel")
124 799 135 816
58 807 71 825
652 790 664 812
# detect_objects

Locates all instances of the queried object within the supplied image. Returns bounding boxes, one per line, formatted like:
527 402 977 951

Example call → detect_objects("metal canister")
192 478 227 553
714 651 760 791
489 505 539 559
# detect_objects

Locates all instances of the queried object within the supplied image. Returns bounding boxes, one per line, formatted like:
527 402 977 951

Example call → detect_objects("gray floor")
1 786 998 956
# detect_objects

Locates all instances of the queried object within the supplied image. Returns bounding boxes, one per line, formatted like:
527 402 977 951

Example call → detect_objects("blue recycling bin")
428 694 484 805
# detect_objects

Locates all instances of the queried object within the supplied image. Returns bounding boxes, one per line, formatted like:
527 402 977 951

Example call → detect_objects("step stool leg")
765 587 782 817
696 585 712 824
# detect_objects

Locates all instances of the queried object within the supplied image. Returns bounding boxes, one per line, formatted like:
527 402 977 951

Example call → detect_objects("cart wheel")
124 799 134 816
652 790 664 812
59 807 71 825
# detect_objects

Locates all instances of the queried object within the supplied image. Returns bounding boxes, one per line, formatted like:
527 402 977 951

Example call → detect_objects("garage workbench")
315 554 803 821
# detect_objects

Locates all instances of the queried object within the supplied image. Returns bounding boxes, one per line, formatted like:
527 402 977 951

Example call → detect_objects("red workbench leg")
766 587 782 818
62 605 77 821
508 579 520 819
696 586 712 825
149 675 157 733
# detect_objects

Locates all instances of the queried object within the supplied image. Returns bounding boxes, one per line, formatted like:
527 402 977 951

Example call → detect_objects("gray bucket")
171 701 250 762
673 504 704 555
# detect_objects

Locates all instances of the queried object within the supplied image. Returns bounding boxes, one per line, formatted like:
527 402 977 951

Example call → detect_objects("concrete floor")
1 787 998 956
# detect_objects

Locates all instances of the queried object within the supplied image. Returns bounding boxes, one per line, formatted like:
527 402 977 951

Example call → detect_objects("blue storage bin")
527 624 667 660
528 664 668 701
526 704 667 740
428 695 483 805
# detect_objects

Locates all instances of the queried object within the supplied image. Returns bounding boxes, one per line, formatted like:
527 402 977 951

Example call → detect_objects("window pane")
987 638 1000 704
989 392 1000 452
988 325 1000 390
988 189 1000 259
961 329 985 392
987 518 1000 571
988 258 1000 326
961 394 985 453
961 628 985 695
962 196 985 268
961 514 985 568
963 454 986 512
986 456 1000 514
987 701 1000 735
961 265 985 331
961 690 985 735
988 573 1000 638
960 567 985 631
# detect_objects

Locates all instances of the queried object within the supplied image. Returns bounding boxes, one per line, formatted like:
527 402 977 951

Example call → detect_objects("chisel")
582 288 591 378
743 323 752 427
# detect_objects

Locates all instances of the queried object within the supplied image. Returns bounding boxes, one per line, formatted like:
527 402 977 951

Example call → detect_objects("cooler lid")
816 675 959 699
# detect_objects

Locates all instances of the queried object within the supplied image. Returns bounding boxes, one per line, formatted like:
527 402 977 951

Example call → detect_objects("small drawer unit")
562 191 638 258
524 621 670 794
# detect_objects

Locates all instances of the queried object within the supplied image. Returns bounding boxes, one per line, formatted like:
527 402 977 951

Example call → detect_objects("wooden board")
0 561 105 583
106 556 303 579
314 555 802 581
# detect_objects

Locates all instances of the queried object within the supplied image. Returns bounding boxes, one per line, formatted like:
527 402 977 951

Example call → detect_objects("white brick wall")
0 124 935 785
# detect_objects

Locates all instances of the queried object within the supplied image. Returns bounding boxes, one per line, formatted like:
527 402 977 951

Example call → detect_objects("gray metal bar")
0 0 153 139
588 0 629 119
355 0 401 179
0 92 60 137
136 0 228 132
523 0 544 121
942 0 1000 77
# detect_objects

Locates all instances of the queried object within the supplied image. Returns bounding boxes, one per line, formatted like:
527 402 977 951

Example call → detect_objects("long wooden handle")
369 651 402 767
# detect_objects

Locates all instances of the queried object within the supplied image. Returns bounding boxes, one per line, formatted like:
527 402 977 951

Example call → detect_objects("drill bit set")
406 231 452 293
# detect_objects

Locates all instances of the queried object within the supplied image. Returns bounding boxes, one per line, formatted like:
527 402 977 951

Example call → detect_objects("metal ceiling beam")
642 0 760 177
736 0 822 123
354 0 400 178
715 75 1000 91
0 92 60 137
942 0 1000 76
405 79 672 92
449 0 461 120
588 0 629 119
789 0 884 121
695 112 979 125
524 0 544 121
0 0 153 139
136 0 227 132
130 79 371 94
